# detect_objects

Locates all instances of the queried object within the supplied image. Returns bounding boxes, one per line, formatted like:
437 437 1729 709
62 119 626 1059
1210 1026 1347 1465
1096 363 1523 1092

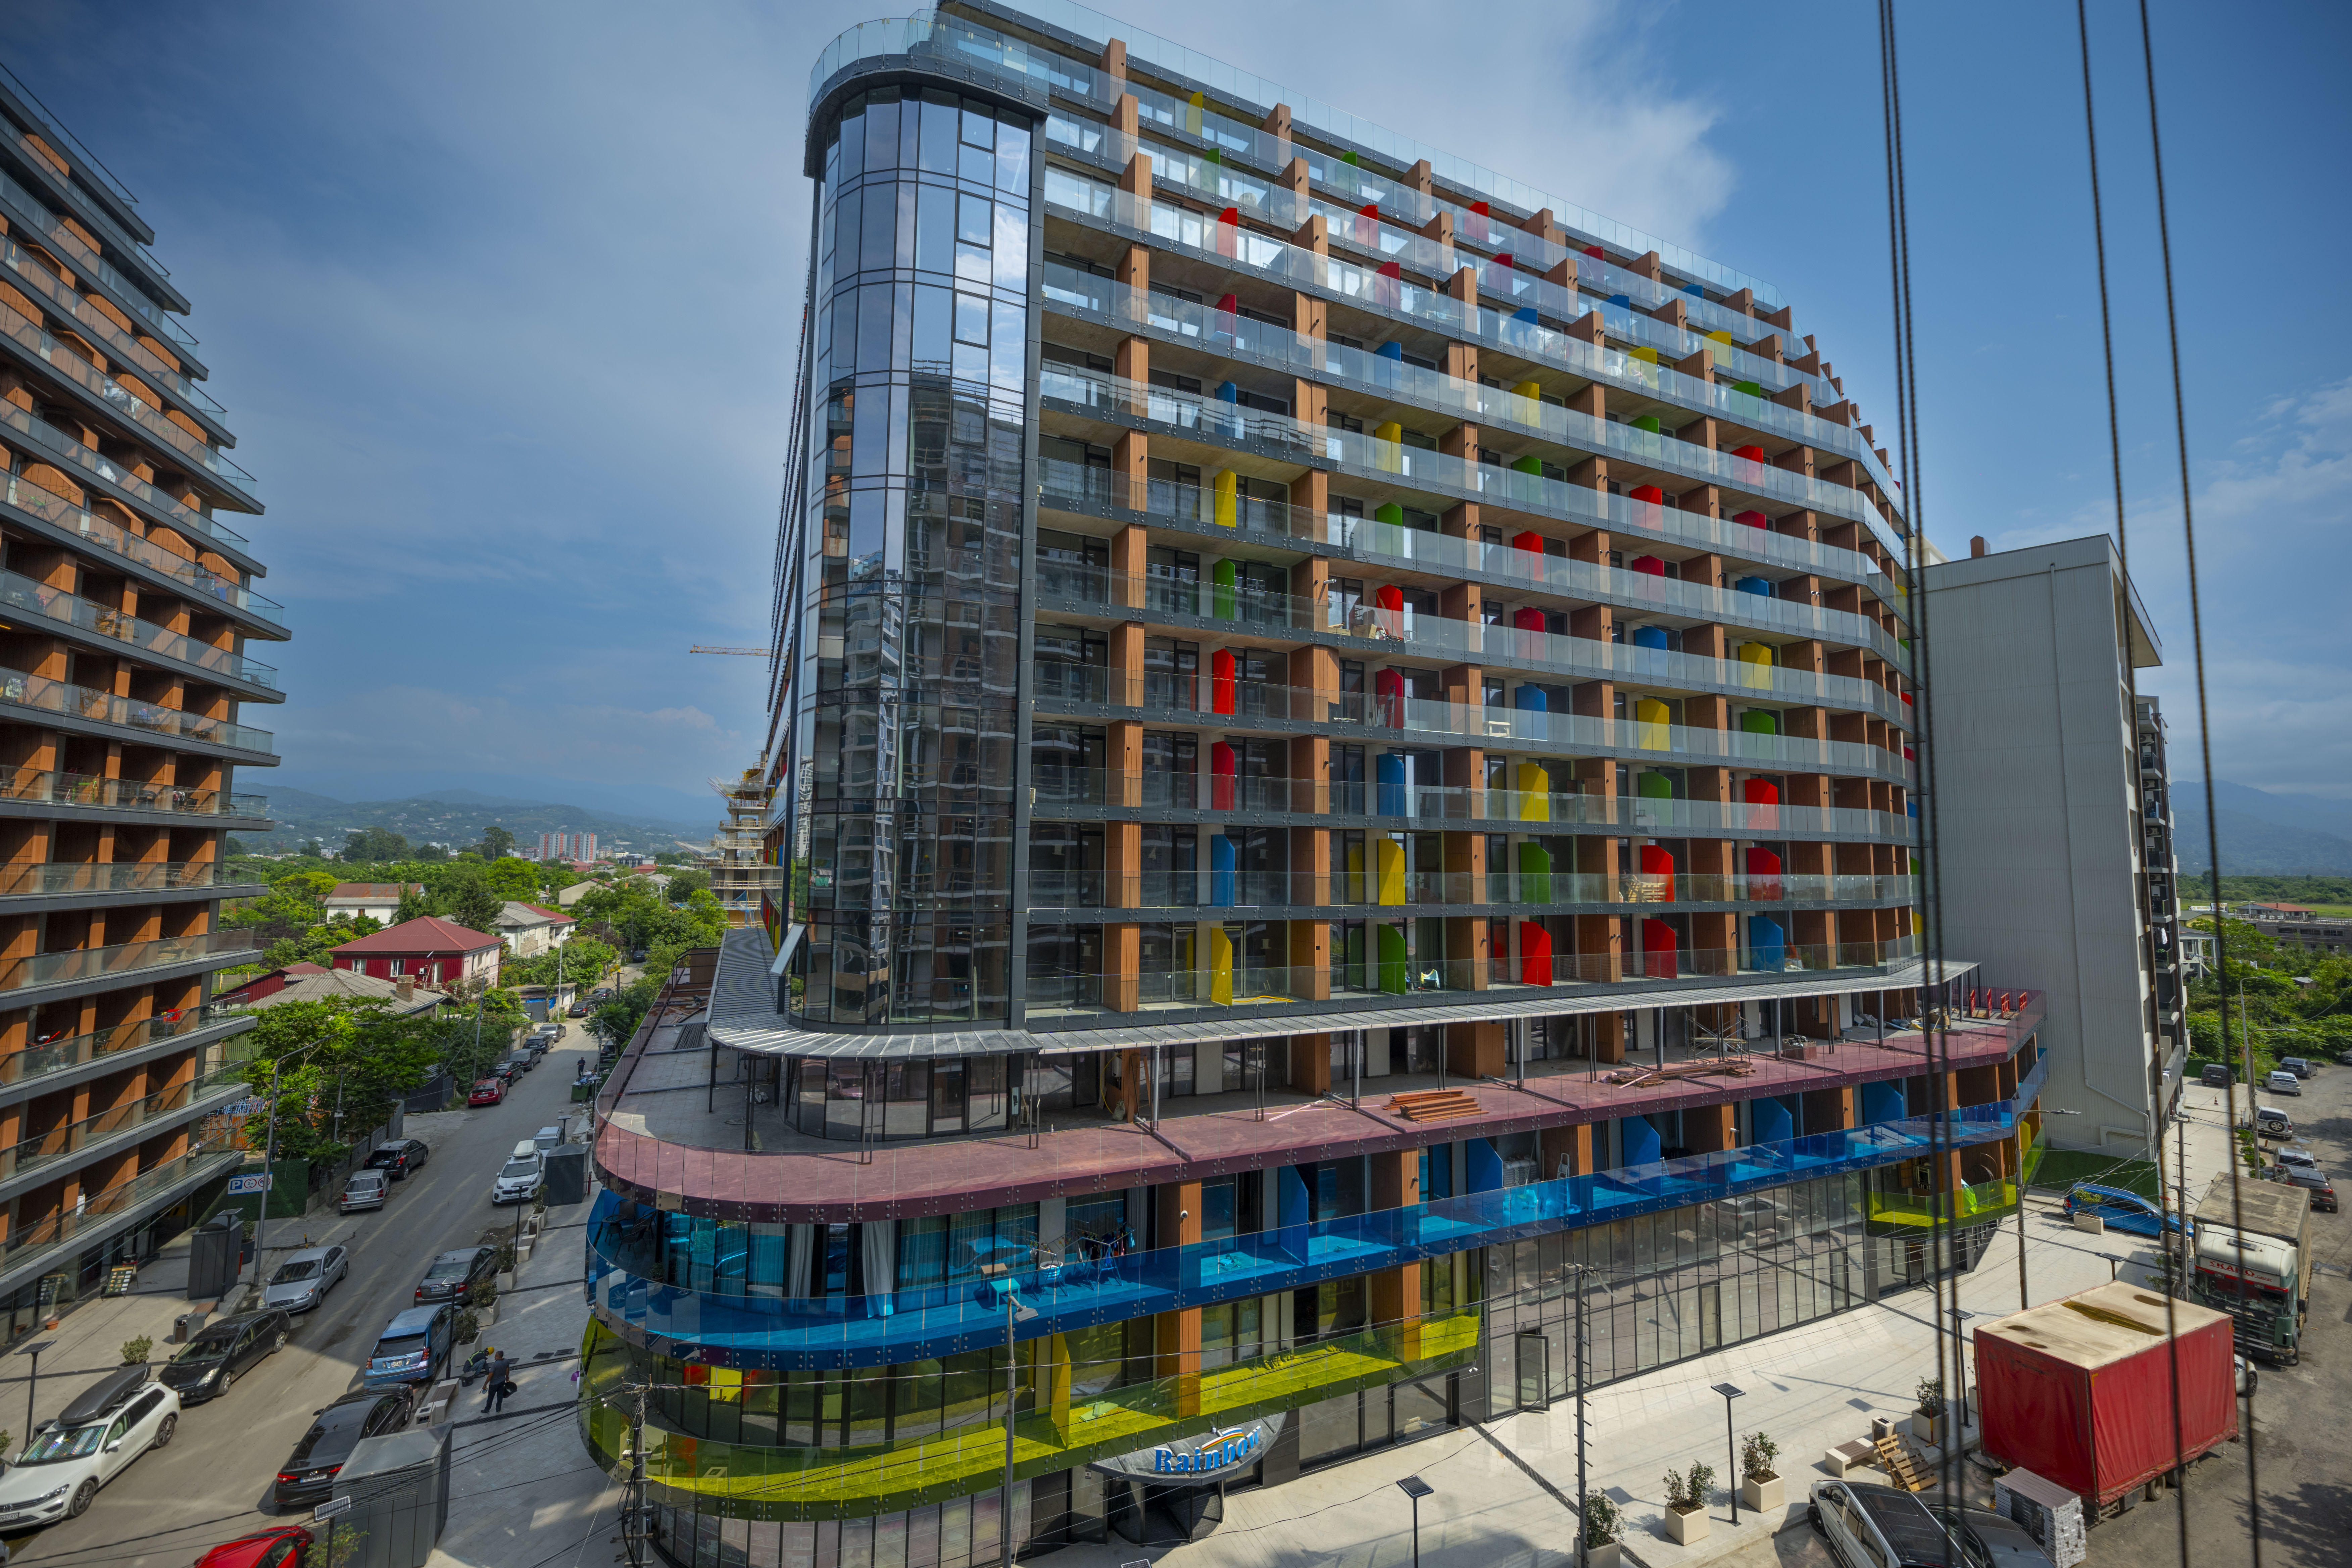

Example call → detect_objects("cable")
2071 5 2193 1562
2134 3 2262 1562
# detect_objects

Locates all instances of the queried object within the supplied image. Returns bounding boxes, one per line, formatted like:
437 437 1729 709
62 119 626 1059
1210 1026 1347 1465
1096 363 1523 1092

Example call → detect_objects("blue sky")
9 0 2347 814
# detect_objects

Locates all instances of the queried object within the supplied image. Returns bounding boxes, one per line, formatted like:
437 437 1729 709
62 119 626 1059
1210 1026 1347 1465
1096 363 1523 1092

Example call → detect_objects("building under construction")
701 769 781 929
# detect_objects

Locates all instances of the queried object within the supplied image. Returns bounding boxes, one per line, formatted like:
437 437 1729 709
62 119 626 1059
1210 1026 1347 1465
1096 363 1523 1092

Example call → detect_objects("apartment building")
580 8 2049 1564
539 830 599 863
1924 535 2170 1142
0 66 284 1324
704 767 781 929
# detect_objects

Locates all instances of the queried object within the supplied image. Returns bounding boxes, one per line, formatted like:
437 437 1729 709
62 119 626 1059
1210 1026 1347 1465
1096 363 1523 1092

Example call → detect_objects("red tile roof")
522 903 575 922
330 916 499 954
329 883 424 899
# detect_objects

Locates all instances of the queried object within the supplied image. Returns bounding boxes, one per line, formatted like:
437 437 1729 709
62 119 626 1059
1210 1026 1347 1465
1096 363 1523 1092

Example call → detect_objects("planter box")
1585 1542 1622 1568
1665 1507 1709 1545
1909 1411 1954 1449
2071 1211 2105 1235
1742 1475 1784 1512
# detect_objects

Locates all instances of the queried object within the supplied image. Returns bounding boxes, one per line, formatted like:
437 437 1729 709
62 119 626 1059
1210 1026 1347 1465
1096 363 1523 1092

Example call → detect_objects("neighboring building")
324 882 421 924
2179 926 2215 979
2244 906 2352 957
1925 535 2167 1148
329 916 499 989
2136 697 2188 1087
0 67 285 1328
494 899 575 958
579 9 2053 1563
214 962 447 1017
612 852 652 869
555 880 599 908
700 768 779 929
539 830 599 863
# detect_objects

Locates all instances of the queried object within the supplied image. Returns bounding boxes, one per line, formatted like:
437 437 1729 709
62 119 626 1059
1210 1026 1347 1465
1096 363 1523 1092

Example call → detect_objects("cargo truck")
1977 1280 2237 1514
2189 1174 2311 1363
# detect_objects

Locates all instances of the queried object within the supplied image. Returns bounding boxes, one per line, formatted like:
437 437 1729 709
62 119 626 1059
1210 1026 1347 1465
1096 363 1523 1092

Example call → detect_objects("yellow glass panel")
1635 697 1670 750
1376 837 1406 905
1209 925 1234 1005
1515 761 1550 820
1736 641 1773 690
1511 379 1542 402
1373 421 1403 473
1213 469 1237 527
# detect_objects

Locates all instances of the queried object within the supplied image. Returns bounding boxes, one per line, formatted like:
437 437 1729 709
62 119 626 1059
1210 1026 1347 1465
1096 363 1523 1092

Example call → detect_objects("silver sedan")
262 1244 350 1313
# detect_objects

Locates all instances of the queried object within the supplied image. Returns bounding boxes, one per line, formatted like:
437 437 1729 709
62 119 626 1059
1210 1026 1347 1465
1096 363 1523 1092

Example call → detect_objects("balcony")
1 459 282 631
0 928 257 997
1 1142 241 1272
1024 865 1916 915
1 234 225 428
0 1004 248 1092
0 1063 243 1182
0 568 277 690
0 859 229 901
0 163 193 358
0 767 267 822
0 669 276 758
585 1044 2045 1371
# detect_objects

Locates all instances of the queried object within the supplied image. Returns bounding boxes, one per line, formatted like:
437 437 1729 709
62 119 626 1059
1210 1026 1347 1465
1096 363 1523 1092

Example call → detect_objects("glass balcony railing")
0 927 256 995
0 163 194 351
0 859 224 898
1028 763 1913 841
0 1062 243 1180
0 445 281 627
0 1003 247 1090
0 766 267 820
0 295 255 503
0 569 276 688
1866 1175 2020 1228
0 669 276 756
1042 262 1904 561
584 1049 2040 1369
1 1144 243 1264
1025 864 1916 912
0 235 223 422
1036 365 1911 671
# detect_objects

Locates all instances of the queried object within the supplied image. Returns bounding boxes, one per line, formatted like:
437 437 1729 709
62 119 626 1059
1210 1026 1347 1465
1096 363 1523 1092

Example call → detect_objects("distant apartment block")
539 830 598 863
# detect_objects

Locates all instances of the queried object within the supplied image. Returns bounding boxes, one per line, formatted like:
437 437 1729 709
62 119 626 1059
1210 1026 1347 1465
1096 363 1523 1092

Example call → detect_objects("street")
1 1035 599 1568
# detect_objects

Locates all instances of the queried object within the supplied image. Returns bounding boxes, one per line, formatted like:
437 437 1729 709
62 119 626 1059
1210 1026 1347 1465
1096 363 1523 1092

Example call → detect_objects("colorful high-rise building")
540 829 600 864
581 8 2049 1563
0 64 283 1324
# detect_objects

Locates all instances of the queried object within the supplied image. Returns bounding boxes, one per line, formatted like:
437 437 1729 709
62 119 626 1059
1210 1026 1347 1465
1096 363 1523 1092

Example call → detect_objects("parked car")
2281 1057 2316 1078
2265 1069 2302 1097
2201 1063 2233 1086
1920 1496 2057 1568
468 1078 506 1107
2062 1182 2188 1239
273 1386 416 1509
2276 1147 2320 1170
2236 1354 2258 1397
263 1245 349 1313
566 1002 589 1018
338 1170 389 1213
533 1124 566 1154
364 1138 430 1179
363 1305 456 1390
2254 1106 2294 1139
195 1526 313 1568
1813 1481 1980 1568
490 1059 525 1084
159 1310 290 1403
413 1245 499 1305
0 1366 179 1524
491 1152 545 1207
2267 1164 2338 1212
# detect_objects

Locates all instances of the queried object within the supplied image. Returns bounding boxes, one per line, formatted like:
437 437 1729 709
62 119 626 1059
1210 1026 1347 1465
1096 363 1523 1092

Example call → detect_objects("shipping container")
1976 1280 2236 1510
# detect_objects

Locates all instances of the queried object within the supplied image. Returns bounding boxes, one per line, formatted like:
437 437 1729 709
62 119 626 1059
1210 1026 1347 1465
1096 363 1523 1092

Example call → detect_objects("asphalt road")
4 1035 598 1568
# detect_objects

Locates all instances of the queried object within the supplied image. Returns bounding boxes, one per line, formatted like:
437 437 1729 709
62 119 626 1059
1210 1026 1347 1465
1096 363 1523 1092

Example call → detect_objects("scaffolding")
702 769 781 929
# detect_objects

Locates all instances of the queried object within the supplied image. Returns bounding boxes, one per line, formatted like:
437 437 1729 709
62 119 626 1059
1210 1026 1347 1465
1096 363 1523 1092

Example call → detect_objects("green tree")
415 842 449 863
341 825 410 862
664 868 713 902
483 857 540 902
503 935 618 989
477 825 517 861
393 885 431 924
259 914 382 972
443 872 504 936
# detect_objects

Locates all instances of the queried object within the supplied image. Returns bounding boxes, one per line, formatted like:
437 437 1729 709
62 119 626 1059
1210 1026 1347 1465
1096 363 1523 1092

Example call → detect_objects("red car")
467 1077 506 1106
197 1525 315 1568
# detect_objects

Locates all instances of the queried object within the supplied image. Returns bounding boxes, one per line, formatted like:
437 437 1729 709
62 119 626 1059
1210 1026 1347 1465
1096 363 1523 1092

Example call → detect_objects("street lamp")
994 1251 1046 1568
1396 1474 1434 1568
1711 1384 1745 1523
17 1339 53 1457
1948 1309 1974 1433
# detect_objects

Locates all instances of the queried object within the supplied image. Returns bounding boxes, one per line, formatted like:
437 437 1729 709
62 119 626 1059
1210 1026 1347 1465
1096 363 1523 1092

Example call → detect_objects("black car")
490 1058 525 1084
567 1002 589 1018
413 1246 499 1305
364 1138 431 1180
273 1387 416 1508
158 1310 291 1403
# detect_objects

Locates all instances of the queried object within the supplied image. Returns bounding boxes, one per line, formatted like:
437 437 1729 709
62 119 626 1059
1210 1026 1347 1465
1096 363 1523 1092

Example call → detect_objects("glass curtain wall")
796 85 1034 1027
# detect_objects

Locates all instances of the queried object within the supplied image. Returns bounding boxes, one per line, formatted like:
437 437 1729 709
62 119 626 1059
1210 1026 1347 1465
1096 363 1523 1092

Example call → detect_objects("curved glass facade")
796 85 1034 1028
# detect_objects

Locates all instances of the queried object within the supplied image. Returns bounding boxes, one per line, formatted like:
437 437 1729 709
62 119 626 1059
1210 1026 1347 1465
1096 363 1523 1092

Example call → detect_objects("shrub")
1915 1377 1946 1418
467 1278 498 1309
452 1309 480 1346
119 1336 153 1365
1740 1430 1780 1481
495 1243 518 1274
1582 1491 1622 1546
1662 1463 1716 1512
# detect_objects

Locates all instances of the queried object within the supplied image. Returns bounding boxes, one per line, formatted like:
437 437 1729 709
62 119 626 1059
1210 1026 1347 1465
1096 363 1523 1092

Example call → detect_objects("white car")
0 1366 180 1524
2275 1148 2320 1170
263 1244 350 1313
491 1153 545 1206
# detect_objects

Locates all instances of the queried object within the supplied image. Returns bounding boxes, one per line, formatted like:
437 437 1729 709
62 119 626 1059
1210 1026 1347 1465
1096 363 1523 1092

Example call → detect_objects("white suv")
0 1366 180 1524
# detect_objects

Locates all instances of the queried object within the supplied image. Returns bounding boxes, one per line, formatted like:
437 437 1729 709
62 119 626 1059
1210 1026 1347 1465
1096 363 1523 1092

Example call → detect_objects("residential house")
329 917 500 989
325 883 423 924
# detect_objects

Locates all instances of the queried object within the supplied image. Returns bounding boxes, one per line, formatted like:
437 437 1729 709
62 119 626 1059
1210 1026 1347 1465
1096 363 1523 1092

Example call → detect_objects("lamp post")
1396 1474 1434 1568
1711 1384 1745 1524
17 1339 53 1456
997 1250 1044 1568
1948 1309 1974 1434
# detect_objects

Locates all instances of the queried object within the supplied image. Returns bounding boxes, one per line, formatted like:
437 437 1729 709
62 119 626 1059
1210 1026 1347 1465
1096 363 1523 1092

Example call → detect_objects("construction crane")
689 645 773 657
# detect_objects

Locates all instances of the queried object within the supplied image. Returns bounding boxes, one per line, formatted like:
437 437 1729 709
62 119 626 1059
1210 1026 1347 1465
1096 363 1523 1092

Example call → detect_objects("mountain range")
242 785 720 857
2172 780 2352 875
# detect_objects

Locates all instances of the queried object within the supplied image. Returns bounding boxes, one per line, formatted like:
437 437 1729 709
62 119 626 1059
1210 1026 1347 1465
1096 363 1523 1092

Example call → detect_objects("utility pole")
250 1060 281 1302
622 1383 648 1567
470 995 486 1085
1575 1267 1590 1568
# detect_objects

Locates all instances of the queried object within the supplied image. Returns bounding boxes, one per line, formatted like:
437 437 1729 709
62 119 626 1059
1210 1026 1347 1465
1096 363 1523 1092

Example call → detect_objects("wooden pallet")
1386 1090 1483 1123
1601 1059 1759 1088
1873 1435 1931 1491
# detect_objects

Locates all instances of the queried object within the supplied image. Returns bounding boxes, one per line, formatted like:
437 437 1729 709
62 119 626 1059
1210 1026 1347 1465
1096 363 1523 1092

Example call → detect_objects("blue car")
2063 1182 2189 1239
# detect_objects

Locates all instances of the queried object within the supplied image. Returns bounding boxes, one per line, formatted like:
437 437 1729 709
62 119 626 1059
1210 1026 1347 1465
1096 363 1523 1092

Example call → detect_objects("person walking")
484 1347 512 1414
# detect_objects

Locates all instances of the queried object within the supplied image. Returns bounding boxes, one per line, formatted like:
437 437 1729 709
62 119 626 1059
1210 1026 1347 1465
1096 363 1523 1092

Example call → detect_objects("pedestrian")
484 1347 511 1414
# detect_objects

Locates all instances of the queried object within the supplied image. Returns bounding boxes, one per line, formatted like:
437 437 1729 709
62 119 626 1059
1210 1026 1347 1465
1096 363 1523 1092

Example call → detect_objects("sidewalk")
422 1172 616 1568
1057 1104 2233 1568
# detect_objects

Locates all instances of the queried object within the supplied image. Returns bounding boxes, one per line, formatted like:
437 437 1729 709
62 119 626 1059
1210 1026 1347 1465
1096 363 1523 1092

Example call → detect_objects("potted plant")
1581 1491 1623 1568
469 1276 500 1326
1912 1377 1948 1448
1662 1462 1714 1544
119 1335 153 1366
1740 1430 1783 1512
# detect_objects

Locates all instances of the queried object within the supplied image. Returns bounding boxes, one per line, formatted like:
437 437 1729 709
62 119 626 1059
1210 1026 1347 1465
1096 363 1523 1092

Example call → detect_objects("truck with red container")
1976 1280 2237 1514
2189 1173 2311 1363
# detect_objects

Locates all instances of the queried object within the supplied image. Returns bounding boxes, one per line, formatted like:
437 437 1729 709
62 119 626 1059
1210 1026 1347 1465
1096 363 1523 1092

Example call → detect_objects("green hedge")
2028 1149 2161 1200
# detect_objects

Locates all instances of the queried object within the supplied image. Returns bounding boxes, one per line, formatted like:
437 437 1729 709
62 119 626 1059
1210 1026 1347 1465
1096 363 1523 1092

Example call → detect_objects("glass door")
1515 1329 1551 1409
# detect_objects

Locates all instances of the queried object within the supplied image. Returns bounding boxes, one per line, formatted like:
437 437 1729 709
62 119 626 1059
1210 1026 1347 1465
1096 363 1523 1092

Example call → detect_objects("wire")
2133 3 2262 1562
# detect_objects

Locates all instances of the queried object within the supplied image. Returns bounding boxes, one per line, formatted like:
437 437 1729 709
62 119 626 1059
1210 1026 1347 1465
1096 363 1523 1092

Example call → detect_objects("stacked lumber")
1385 1089 1482 1123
